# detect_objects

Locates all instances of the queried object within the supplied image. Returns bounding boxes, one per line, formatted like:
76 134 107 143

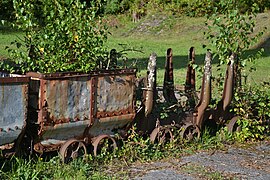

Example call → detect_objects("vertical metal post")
145 52 157 117
106 49 118 69
195 50 212 130
163 48 177 103
185 47 196 91
221 53 236 111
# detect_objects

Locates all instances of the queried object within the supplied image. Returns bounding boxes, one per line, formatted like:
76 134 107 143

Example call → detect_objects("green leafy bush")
0 0 15 22
4 0 108 73
103 0 133 14
104 0 121 14
232 84 270 141
204 0 266 89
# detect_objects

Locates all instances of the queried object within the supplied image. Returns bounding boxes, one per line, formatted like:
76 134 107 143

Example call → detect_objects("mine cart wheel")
150 126 174 144
227 116 241 133
59 139 87 163
92 135 117 156
180 123 200 141
14 132 32 157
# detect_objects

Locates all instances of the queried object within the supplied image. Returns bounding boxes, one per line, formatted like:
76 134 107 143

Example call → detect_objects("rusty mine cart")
0 48 239 162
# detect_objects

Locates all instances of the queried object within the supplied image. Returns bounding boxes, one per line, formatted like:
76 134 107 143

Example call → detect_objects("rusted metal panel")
33 75 92 143
26 72 93 146
44 77 92 124
89 114 135 137
0 76 29 146
27 69 136 150
41 120 91 143
96 74 135 117
91 70 136 137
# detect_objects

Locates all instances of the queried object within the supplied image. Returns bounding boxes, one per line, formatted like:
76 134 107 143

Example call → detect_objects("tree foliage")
3 0 108 73
204 0 266 88
2 0 270 22
0 0 15 22
101 0 270 17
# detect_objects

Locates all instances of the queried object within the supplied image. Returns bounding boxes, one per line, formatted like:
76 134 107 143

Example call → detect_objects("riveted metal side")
45 77 91 124
28 69 136 151
0 76 30 146
90 76 97 125
89 114 135 137
96 74 136 118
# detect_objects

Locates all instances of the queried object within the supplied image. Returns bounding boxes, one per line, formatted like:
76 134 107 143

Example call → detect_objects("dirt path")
131 140 270 179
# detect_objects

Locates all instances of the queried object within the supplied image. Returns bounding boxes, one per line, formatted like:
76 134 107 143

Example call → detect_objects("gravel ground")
132 141 270 179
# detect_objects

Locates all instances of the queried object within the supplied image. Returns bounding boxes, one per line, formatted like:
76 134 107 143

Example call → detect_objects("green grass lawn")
0 24 25 55
105 12 270 87
105 14 208 86
0 32 22 59
1 12 270 86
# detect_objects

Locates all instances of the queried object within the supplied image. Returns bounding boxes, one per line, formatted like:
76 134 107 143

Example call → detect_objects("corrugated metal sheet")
0 76 29 146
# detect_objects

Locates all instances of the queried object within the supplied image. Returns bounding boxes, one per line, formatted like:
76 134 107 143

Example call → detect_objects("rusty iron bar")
210 52 236 123
234 54 241 88
106 49 118 69
27 69 136 79
220 53 236 111
145 52 157 117
185 47 196 91
163 48 177 103
194 50 212 130
0 76 30 83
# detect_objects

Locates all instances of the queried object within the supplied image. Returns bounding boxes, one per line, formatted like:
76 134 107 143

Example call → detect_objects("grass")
180 163 227 179
105 14 208 86
1 12 269 85
0 33 22 59
0 156 114 180
0 128 227 179
105 12 270 86
0 126 258 179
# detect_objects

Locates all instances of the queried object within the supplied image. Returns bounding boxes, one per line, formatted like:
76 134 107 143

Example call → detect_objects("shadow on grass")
0 25 20 34
132 53 217 71
131 35 270 71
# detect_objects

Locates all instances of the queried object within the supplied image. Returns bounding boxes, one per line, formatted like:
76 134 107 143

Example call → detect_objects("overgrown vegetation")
101 0 270 17
2 0 108 73
0 0 270 179
1 0 270 23
232 84 270 141
204 0 266 89
1 117 269 179
202 0 268 143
